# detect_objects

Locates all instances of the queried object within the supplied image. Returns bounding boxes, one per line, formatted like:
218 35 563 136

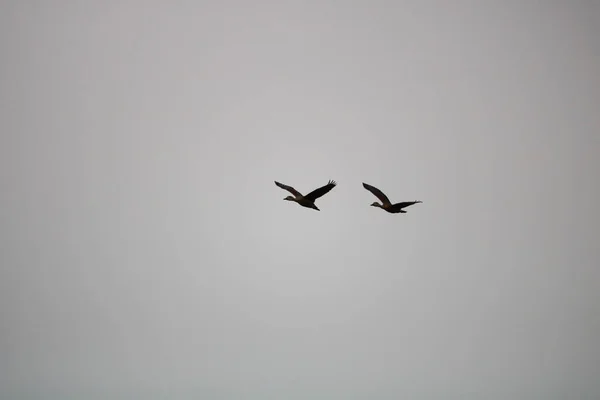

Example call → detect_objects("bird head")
284 196 295 201
370 202 381 207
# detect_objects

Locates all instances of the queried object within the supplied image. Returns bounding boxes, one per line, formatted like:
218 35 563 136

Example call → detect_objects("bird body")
293 196 321 210
362 182 422 214
275 180 337 211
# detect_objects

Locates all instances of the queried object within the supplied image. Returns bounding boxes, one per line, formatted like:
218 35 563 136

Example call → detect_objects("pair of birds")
274 180 422 213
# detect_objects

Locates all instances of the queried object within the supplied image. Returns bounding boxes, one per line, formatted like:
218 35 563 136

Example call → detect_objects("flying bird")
362 182 422 214
274 180 337 211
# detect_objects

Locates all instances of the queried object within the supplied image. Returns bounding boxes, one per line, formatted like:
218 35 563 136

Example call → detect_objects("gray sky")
1 1 599 399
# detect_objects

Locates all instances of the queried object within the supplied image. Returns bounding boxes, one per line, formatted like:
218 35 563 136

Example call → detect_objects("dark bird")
362 182 422 214
274 180 337 211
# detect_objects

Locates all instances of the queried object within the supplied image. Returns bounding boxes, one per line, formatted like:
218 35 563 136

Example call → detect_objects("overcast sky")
1 2 599 399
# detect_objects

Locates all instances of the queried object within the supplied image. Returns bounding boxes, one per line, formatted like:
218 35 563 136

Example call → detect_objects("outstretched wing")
274 181 302 197
391 200 422 212
305 180 337 201
362 182 391 205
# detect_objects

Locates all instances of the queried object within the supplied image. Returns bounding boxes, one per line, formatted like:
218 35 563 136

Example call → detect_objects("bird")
274 180 337 211
362 182 422 214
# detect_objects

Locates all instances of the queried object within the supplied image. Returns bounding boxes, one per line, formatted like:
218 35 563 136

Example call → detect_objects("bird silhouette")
362 182 422 214
275 180 337 211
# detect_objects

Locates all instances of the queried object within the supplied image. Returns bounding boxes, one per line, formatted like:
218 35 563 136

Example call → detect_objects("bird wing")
275 181 302 197
304 180 337 201
362 182 391 205
391 201 422 211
